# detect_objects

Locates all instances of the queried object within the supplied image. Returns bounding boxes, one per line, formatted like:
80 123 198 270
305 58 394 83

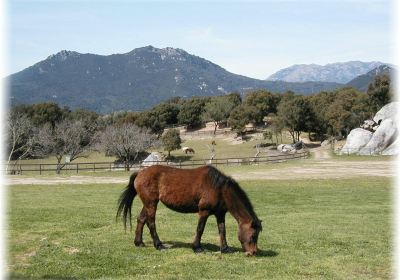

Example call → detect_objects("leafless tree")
98 123 158 171
35 119 94 174
6 112 37 174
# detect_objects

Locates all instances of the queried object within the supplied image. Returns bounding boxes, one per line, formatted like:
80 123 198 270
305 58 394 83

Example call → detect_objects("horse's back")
135 165 219 213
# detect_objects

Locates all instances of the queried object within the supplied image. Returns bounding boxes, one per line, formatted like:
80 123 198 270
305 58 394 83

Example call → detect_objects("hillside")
345 65 394 92
8 46 342 113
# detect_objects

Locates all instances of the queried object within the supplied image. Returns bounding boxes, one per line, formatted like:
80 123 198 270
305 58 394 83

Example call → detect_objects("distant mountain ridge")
266 61 386 83
346 65 394 92
8 46 342 113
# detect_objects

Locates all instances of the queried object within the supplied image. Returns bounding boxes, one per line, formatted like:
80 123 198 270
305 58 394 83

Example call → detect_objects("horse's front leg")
192 210 210 253
216 212 230 253
145 202 165 250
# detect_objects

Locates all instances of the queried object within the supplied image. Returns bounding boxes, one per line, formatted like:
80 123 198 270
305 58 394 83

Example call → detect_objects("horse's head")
238 218 262 256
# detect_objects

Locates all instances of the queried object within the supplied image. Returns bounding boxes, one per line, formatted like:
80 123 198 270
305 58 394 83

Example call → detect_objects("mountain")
266 61 385 84
8 46 342 113
346 65 394 92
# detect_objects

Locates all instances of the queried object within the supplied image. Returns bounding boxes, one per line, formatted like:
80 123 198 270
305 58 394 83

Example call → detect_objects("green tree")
203 96 236 134
367 74 392 112
325 87 366 137
161 129 182 158
269 115 284 144
12 102 68 127
177 98 207 129
244 90 281 123
228 105 259 135
277 96 313 143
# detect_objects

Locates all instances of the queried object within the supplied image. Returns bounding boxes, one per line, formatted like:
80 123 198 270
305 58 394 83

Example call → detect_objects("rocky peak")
47 50 81 61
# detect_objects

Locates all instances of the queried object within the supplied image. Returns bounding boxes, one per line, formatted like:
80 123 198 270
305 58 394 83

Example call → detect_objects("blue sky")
8 0 395 79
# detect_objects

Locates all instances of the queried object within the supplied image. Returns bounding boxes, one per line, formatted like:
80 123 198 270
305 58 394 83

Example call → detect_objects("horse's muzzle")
245 250 257 256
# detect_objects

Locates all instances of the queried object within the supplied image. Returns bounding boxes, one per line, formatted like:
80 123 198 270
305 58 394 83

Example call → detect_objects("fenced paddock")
5 151 309 175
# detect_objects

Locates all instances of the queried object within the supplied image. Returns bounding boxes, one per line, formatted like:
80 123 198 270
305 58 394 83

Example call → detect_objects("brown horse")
117 165 262 256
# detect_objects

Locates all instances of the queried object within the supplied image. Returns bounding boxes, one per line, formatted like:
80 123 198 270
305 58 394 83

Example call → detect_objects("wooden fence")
5 151 309 175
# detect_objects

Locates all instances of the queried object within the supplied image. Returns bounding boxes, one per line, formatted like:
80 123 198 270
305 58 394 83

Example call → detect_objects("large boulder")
340 128 373 154
277 144 295 153
359 119 397 155
382 138 400 155
373 102 400 124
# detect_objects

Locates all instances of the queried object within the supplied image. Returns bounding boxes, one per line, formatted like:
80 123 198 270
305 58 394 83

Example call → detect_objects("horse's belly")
161 200 199 213
159 191 200 213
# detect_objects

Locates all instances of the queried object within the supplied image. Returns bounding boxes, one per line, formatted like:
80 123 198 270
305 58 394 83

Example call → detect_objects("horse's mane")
207 166 262 230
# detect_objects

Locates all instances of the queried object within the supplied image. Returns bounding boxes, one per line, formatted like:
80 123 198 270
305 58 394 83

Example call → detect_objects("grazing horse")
117 165 262 256
185 148 195 154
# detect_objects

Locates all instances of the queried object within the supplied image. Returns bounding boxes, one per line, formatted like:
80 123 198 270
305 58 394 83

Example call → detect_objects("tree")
99 124 158 171
6 111 38 173
325 88 366 137
244 90 281 123
35 119 95 174
135 103 180 136
161 129 182 158
32 102 68 127
277 96 313 143
269 115 284 144
307 91 337 139
178 98 207 129
203 97 236 134
367 74 392 112
228 105 259 135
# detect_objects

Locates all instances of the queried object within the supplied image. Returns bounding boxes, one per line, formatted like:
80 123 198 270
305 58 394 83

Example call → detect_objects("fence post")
76 163 79 174
179 160 182 168
39 164 42 175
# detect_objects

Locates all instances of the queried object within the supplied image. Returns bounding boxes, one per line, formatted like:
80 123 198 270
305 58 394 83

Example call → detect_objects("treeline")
6 74 392 173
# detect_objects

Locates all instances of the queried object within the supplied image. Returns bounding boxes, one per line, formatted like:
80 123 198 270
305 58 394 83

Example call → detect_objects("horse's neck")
224 189 254 225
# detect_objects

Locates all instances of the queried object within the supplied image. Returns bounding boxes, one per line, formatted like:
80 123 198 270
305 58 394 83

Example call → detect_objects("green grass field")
8 176 392 279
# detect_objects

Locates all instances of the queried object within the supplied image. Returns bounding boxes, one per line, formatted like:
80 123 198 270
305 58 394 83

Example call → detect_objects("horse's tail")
116 172 138 230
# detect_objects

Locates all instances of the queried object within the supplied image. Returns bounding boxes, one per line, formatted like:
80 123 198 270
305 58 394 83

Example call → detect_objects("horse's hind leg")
192 210 210 253
145 202 165 250
134 207 146 247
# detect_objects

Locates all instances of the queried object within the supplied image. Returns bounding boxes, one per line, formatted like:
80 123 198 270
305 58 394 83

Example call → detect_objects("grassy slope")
8 177 392 279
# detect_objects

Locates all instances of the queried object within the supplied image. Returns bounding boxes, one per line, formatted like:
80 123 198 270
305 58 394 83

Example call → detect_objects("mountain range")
8 46 392 113
266 61 386 83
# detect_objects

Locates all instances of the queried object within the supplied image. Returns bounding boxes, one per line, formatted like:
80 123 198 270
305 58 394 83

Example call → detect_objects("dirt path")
6 157 395 185
310 146 331 160
231 160 394 181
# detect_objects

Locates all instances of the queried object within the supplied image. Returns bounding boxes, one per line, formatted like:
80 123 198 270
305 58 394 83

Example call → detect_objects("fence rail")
5 151 309 175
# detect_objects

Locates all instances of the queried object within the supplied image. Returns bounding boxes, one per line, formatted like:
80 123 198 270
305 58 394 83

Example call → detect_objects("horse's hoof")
134 241 145 247
220 246 231 253
192 247 204 253
156 244 167 250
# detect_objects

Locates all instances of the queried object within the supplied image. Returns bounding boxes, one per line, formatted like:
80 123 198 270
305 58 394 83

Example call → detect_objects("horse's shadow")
162 241 278 258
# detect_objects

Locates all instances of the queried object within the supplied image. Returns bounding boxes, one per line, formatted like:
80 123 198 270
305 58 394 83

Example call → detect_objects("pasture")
8 174 392 279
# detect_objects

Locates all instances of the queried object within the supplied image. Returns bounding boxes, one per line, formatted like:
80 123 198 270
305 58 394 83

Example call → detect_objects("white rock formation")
359 118 397 155
373 102 399 124
382 138 400 155
339 102 399 156
340 128 373 154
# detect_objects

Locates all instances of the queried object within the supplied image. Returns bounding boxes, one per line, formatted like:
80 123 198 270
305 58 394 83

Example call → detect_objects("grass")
7 176 392 279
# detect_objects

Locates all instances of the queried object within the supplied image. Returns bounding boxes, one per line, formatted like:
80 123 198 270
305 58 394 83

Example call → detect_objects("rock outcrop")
358 119 397 155
340 102 399 155
340 128 373 154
